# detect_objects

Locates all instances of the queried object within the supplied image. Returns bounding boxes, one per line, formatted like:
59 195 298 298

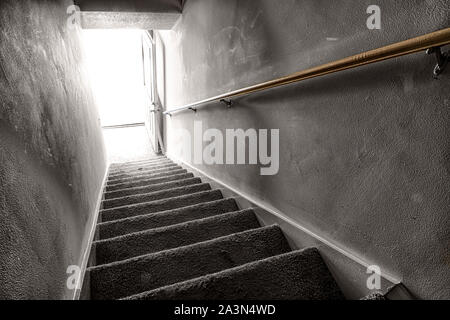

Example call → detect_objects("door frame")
142 30 162 154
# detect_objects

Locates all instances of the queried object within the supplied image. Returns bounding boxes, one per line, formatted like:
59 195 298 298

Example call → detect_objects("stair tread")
110 157 169 167
109 160 174 173
107 170 189 190
102 183 211 210
110 157 172 167
108 164 182 179
98 198 238 240
89 225 291 300
106 172 195 192
108 164 181 181
108 167 185 184
123 248 345 301
104 177 202 200
94 209 260 265
101 189 223 222
109 161 176 174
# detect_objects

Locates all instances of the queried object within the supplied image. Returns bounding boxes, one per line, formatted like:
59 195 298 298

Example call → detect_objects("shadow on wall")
0 0 106 299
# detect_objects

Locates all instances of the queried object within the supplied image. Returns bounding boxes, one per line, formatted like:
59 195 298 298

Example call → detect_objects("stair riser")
89 226 291 300
109 164 180 180
101 190 223 222
106 173 195 192
110 160 173 173
104 177 202 200
102 183 212 210
98 198 238 240
109 161 176 176
95 210 261 265
107 168 186 186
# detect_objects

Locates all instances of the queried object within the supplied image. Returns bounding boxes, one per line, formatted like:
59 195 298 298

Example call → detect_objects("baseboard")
72 166 109 300
168 155 406 300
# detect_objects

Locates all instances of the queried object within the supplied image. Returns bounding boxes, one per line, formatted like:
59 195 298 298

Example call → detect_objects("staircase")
85 156 345 300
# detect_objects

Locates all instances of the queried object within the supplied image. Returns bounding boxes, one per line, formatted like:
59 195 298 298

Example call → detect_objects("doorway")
82 29 160 163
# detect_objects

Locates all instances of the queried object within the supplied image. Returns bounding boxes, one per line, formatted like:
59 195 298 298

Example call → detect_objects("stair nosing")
109 164 177 175
105 173 195 192
109 162 180 175
88 224 278 272
94 208 255 245
107 169 188 187
110 158 172 166
100 189 223 214
109 164 176 175
97 197 239 227
121 248 317 300
108 165 182 180
103 182 210 204
104 177 202 197
110 157 169 166
109 160 174 172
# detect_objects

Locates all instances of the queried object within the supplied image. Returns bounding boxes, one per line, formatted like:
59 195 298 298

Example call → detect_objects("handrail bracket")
220 99 233 108
427 46 449 78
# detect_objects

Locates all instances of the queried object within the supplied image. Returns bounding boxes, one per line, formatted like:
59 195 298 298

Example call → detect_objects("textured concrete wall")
0 0 106 299
161 0 450 299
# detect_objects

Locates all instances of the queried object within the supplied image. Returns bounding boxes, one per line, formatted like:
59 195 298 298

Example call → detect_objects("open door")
142 31 164 154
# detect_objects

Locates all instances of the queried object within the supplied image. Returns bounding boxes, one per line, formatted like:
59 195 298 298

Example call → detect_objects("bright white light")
81 29 156 163
82 29 146 127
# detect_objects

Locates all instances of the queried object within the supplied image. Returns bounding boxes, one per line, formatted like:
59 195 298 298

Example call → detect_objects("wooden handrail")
164 28 450 115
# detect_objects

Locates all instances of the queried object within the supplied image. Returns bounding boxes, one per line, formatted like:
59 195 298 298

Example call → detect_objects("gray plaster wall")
0 0 106 299
161 0 450 299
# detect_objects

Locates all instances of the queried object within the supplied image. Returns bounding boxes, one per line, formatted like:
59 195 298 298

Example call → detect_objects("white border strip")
72 166 109 300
